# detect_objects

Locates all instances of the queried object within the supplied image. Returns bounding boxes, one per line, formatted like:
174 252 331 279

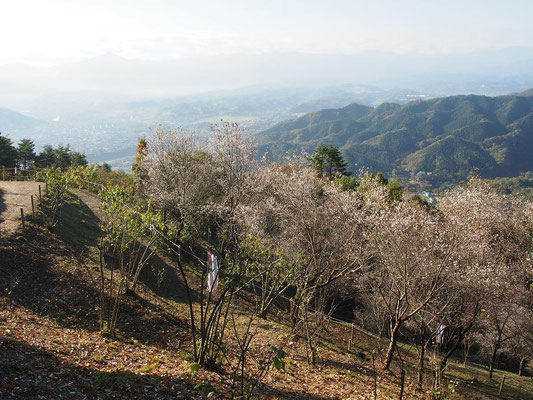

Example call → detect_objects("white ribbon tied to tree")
436 324 446 345
207 251 219 295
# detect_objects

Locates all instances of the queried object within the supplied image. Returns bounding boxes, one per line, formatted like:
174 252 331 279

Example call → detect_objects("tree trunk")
289 296 301 329
496 351 502 370
488 344 499 381
519 357 525 376
439 357 448 380
259 299 274 320
417 343 425 387
289 301 298 328
439 328 465 376
383 322 400 370
463 340 471 367
399 369 405 400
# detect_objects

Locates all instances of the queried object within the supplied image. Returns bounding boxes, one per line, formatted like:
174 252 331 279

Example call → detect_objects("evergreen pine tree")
16 138 36 169
0 132 17 168
309 144 349 178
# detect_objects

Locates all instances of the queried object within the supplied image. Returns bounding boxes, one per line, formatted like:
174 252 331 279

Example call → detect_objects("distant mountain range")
0 108 45 134
4 48 533 120
258 90 533 187
3 48 533 180
3 47 533 170
0 84 436 167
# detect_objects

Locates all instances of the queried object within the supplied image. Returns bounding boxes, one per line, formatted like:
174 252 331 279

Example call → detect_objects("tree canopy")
35 144 87 169
17 138 36 169
0 132 17 168
308 144 349 178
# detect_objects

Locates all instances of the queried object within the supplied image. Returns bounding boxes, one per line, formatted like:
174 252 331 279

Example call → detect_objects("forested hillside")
259 92 533 187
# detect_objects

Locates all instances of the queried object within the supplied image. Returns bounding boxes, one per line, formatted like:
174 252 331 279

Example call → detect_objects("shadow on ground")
319 357 374 379
0 224 191 350
56 192 197 304
259 383 344 400
0 337 198 400
54 192 102 252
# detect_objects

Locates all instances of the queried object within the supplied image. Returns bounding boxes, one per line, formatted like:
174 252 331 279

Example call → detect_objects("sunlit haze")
2 0 533 65
2 0 533 171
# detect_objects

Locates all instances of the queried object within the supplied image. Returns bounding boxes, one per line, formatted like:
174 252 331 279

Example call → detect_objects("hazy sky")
2 0 533 65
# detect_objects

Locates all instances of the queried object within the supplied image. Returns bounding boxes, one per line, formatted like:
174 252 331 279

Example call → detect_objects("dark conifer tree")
0 132 17 168
309 144 349 178
16 138 36 169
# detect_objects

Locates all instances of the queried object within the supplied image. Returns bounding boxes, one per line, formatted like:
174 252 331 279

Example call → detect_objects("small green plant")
427 379 459 400
139 362 159 373
190 363 200 374
193 382 214 397
447 379 459 394
271 346 286 371
97 184 164 337
178 350 193 362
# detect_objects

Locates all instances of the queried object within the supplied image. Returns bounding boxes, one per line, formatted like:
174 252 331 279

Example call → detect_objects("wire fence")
0 166 41 182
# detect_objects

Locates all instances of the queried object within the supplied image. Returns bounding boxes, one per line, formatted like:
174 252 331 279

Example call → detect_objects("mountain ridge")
0 108 46 134
258 92 533 187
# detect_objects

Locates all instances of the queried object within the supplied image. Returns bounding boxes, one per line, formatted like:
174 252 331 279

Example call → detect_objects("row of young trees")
76 123 530 396
132 124 532 382
0 133 87 169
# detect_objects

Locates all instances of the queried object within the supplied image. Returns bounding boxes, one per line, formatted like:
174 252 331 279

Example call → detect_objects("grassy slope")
1 192 532 399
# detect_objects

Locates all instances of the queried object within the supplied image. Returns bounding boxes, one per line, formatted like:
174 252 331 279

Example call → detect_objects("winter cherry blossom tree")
239 162 368 362
505 310 533 376
438 179 533 378
143 127 533 380
361 199 458 371
143 123 258 368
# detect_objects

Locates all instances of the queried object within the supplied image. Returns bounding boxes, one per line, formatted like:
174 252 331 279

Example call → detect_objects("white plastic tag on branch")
207 251 219 295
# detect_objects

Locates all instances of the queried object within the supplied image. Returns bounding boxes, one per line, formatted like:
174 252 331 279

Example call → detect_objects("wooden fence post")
2 166 5 180
498 375 506 396
31 195 35 220
39 185 42 206
20 208 25 229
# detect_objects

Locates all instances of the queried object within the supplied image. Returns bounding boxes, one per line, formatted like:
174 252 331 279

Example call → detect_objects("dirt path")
0 181 41 235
